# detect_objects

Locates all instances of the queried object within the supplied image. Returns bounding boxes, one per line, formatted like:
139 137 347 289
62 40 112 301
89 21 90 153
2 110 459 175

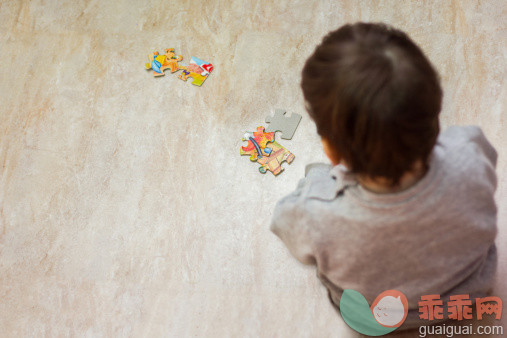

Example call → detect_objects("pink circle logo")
371 290 409 328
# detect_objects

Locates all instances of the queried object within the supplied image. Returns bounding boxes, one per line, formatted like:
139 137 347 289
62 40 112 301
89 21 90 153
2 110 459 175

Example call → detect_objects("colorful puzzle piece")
145 48 183 76
178 56 213 86
265 109 302 140
240 126 275 161
240 126 295 176
257 141 295 176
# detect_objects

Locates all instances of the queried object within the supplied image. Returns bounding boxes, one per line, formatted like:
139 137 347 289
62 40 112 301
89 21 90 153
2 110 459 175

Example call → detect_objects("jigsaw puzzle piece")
240 126 275 161
265 109 302 140
145 48 183 77
257 141 295 176
178 56 213 86
145 52 166 76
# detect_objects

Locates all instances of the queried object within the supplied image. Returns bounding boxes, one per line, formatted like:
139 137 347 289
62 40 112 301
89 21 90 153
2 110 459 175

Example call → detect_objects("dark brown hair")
302 23 442 186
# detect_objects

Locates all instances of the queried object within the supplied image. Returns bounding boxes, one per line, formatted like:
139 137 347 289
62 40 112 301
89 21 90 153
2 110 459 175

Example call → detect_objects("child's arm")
270 201 315 265
270 163 332 265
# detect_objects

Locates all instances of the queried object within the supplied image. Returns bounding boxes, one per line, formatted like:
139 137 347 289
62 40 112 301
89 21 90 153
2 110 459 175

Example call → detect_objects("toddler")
270 22 498 330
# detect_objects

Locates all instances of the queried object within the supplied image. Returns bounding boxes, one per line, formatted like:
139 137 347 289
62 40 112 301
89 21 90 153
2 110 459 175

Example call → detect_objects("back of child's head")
301 23 442 186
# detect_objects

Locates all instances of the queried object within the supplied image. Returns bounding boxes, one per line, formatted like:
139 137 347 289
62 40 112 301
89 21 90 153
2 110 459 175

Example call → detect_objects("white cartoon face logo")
372 295 405 327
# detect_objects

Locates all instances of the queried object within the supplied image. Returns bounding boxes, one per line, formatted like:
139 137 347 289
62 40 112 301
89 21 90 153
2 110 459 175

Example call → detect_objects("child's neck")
356 161 428 194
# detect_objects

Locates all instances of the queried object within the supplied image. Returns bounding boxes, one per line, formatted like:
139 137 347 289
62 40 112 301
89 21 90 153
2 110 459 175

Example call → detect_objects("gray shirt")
270 126 498 329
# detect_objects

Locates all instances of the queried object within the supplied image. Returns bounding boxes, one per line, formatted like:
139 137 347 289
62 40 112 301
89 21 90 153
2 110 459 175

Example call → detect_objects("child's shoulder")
441 125 489 146
439 125 497 165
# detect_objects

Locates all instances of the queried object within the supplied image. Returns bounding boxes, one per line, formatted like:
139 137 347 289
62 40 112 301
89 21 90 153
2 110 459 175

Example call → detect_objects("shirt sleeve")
443 125 498 168
270 196 316 265
467 126 498 167
461 126 498 192
441 126 498 192
269 163 331 265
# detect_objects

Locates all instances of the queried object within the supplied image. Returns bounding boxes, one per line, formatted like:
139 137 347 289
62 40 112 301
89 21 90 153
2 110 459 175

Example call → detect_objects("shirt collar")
330 164 358 191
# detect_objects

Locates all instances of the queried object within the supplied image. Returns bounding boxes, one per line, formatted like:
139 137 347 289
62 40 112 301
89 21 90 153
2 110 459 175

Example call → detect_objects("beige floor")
0 1 505 337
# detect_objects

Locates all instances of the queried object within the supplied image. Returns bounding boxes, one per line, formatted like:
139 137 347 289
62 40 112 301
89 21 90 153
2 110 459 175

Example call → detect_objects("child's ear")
321 138 341 166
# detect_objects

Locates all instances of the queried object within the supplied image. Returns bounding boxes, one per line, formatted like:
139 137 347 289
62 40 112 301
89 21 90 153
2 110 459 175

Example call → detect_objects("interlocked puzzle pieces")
178 56 214 87
145 49 213 86
145 48 183 77
265 109 302 140
240 126 295 176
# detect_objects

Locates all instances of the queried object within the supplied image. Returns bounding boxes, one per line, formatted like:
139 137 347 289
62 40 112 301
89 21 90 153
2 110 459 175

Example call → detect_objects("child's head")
302 23 442 186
